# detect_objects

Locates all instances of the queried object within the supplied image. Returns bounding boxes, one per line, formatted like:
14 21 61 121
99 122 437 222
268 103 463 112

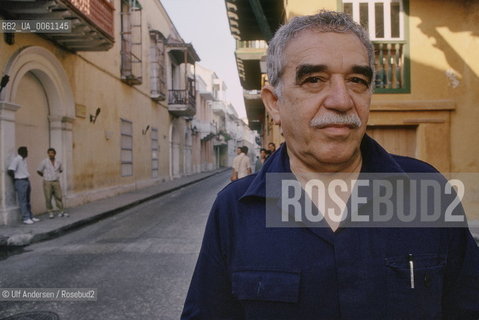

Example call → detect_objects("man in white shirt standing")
231 147 243 181
236 146 252 179
37 148 67 218
7 146 40 224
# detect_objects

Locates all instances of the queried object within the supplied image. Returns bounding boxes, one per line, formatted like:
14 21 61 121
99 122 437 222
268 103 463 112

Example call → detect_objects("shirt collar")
240 134 407 200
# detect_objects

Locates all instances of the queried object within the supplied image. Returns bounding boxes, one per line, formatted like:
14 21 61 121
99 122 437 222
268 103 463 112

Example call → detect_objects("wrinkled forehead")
282 29 368 66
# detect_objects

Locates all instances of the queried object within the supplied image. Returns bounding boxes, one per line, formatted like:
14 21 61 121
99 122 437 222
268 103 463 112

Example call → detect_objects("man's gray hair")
266 10 375 95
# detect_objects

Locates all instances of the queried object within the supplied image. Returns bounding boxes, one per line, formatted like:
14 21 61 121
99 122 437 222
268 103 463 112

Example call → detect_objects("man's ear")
261 84 281 125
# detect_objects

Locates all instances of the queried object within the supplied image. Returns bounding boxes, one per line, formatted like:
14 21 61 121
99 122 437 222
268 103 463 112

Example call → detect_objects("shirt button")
424 273 432 288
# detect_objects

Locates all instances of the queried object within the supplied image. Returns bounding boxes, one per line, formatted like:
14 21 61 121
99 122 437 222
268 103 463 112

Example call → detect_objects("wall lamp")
0 75 10 94
142 125 150 135
90 107 101 123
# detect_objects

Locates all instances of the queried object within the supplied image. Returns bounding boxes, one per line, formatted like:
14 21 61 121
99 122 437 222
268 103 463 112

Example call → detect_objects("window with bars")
149 31 167 101
120 119 133 177
343 0 409 93
151 127 159 178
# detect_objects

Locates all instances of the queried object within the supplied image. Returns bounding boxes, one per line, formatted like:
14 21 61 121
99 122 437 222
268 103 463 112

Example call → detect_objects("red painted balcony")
64 0 114 39
0 0 115 51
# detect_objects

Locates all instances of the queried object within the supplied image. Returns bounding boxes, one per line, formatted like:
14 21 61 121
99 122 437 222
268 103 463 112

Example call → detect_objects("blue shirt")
182 135 479 319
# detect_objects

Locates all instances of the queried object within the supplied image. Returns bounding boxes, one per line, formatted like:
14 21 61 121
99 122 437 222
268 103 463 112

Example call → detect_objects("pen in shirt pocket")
408 254 415 289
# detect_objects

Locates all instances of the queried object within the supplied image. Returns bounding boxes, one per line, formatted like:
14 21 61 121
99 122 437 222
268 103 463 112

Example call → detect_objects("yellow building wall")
0 0 186 209
285 0 339 18
277 0 479 174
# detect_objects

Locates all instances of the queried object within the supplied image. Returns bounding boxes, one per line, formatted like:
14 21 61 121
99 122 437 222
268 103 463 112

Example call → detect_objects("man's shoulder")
390 154 440 173
38 158 48 166
9 155 21 165
217 173 257 202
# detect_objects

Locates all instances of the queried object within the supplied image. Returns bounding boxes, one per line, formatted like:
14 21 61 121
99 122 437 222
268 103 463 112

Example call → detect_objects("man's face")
268 144 275 152
236 148 242 155
260 150 267 159
48 151 56 159
19 148 28 158
262 31 372 171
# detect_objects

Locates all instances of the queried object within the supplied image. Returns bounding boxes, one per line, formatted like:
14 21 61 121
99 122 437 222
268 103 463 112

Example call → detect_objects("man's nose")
322 77 354 112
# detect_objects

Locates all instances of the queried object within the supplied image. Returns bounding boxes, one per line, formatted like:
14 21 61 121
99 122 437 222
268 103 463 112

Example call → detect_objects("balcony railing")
65 0 114 39
168 89 196 117
192 119 217 140
0 0 114 51
236 40 268 49
373 41 409 93
168 89 195 105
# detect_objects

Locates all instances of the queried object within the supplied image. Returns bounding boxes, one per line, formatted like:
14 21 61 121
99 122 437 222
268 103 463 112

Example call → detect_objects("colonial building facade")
0 0 246 225
225 0 479 174
225 0 479 223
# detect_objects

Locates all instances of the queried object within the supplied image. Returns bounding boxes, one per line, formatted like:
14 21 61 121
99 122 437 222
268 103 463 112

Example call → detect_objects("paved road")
0 171 230 320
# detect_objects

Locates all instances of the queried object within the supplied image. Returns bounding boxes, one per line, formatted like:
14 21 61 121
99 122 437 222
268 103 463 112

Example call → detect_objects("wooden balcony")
373 41 410 93
235 40 267 90
192 119 217 140
0 0 114 51
168 89 196 117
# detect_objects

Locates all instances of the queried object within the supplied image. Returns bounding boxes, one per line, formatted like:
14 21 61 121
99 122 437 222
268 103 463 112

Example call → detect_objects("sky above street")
161 0 246 119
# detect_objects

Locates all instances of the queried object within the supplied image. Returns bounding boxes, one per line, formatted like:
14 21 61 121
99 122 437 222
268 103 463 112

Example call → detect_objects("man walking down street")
231 146 252 181
37 148 67 218
8 146 40 225
230 147 243 181
237 146 252 179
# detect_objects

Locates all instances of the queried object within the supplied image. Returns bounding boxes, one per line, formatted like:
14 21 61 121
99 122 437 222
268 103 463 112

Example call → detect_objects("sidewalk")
0 168 229 248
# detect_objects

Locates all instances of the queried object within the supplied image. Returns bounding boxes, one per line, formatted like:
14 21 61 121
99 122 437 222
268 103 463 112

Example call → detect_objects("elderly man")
181 11 479 319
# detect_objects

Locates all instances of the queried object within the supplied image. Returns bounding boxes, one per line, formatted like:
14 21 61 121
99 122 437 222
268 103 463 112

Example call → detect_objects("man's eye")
302 76 325 84
349 77 370 87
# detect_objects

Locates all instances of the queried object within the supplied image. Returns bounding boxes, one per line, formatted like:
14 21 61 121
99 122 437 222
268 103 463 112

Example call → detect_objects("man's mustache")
310 113 362 128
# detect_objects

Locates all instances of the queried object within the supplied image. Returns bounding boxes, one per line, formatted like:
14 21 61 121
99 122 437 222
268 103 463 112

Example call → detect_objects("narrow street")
0 171 230 320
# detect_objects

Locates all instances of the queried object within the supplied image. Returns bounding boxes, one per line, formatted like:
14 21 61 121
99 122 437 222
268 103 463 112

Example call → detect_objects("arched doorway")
0 46 74 225
14 72 50 214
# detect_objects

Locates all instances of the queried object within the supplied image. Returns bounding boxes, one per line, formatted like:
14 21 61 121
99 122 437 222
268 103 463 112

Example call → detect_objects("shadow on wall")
287 3 479 173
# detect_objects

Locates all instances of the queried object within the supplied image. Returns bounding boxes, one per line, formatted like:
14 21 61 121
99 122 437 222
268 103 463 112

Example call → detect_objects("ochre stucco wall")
0 0 187 209
280 0 479 173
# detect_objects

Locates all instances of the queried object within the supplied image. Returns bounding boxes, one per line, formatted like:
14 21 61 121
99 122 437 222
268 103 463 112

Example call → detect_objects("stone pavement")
0 168 229 247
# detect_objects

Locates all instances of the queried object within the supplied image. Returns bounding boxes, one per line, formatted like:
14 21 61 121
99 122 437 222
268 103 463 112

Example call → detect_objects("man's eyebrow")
295 64 327 84
352 65 373 82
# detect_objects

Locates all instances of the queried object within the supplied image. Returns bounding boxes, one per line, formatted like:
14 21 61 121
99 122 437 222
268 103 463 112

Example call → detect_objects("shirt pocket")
385 254 446 319
232 268 301 303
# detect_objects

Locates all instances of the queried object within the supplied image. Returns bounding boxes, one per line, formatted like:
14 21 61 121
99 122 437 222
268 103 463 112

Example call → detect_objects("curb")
2 168 229 248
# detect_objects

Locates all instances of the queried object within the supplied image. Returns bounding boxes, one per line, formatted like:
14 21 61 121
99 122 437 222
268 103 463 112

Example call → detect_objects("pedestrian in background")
231 146 252 181
7 146 40 224
254 148 268 172
230 147 242 181
237 146 252 179
267 142 276 154
37 148 67 218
